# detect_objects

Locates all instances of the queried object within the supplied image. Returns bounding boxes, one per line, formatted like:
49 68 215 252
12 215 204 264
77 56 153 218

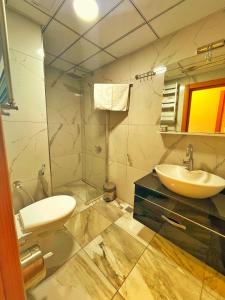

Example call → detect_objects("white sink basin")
155 164 225 199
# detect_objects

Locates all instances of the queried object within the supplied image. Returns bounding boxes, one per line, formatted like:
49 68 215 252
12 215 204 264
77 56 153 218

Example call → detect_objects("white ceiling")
7 0 225 76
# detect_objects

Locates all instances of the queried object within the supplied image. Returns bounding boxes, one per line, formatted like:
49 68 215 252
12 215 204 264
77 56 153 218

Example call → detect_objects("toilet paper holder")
20 245 53 290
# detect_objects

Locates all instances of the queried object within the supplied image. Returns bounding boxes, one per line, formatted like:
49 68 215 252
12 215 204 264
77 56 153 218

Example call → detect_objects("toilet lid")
19 195 76 233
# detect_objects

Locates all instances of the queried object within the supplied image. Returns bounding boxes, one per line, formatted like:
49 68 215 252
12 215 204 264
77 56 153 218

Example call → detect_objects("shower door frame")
0 114 25 299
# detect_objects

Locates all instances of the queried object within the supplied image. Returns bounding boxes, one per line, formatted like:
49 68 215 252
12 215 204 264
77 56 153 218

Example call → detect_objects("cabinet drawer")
134 195 210 264
135 185 225 237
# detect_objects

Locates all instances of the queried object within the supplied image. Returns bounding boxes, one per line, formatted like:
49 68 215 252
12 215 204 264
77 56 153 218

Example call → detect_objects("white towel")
94 83 130 111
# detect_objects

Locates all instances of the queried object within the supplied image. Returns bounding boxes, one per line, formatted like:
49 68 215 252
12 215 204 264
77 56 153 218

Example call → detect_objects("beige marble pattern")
115 213 155 246
203 266 225 299
84 223 145 289
93 197 133 223
201 289 225 300
119 247 203 300
27 198 225 300
27 250 116 300
65 206 112 247
149 234 206 282
113 293 125 300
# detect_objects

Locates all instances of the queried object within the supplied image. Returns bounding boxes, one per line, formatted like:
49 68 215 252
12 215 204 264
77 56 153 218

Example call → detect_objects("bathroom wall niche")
161 44 225 136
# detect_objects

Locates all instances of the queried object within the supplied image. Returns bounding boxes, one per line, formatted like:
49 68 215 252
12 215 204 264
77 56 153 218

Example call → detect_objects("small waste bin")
103 182 116 202
20 245 46 290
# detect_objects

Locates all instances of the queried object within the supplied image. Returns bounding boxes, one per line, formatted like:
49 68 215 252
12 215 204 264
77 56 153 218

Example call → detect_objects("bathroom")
0 0 225 299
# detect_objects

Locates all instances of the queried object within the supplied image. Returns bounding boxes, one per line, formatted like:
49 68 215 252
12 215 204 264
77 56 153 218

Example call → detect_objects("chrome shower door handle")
161 215 186 230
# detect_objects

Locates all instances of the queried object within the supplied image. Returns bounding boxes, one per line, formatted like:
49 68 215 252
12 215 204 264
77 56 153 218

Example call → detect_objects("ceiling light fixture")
73 0 99 22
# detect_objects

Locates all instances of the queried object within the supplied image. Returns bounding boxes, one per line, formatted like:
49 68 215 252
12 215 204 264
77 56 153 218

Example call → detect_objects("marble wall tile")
2 50 47 123
84 124 106 158
119 247 203 300
51 154 82 188
6 9 43 60
2 11 51 212
84 223 145 289
125 166 149 204
12 176 51 213
109 125 128 164
108 161 127 201
46 85 81 125
3 121 51 182
128 75 164 126
45 67 83 190
28 250 116 300
49 123 81 158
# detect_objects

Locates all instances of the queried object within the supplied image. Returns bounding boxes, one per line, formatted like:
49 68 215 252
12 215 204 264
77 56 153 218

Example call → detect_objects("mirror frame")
181 77 225 132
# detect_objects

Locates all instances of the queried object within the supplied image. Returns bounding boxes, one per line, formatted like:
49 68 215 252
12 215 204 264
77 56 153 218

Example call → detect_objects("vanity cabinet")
134 173 225 275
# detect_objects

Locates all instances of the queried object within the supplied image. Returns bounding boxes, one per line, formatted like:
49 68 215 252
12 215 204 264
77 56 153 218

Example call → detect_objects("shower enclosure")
45 66 107 209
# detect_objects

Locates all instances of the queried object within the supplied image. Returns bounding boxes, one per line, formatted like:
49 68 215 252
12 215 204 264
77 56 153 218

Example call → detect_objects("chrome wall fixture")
197 39 225 62
135 70 156 81
135 66 167 82
197 39 225 54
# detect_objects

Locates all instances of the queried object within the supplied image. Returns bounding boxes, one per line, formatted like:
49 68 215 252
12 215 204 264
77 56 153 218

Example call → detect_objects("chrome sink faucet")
183 144 193 171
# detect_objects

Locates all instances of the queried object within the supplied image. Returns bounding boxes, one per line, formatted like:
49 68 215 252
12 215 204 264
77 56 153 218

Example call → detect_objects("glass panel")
45 67 106 207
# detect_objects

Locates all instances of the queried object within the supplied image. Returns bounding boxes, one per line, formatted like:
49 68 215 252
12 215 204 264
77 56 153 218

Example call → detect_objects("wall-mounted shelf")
158 131 225 137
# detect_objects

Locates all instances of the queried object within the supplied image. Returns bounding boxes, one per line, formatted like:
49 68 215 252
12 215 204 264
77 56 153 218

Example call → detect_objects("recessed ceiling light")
73 0 99 22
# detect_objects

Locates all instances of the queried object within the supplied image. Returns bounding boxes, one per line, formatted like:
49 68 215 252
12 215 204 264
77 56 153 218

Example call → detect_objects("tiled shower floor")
27 198 225 300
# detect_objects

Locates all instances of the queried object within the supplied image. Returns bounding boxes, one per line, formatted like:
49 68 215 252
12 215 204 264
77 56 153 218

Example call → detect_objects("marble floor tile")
203 266 225 299
65 206 112 247
84 223 145 289
27 250 116 300
119 247 203 300
93 199 126 223
115 213 155 246
200 288 224 300
149 234 206 282
113 292 125 300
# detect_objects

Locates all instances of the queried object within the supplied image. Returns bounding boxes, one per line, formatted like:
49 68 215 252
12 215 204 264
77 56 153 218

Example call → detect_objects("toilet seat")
19 195 76 233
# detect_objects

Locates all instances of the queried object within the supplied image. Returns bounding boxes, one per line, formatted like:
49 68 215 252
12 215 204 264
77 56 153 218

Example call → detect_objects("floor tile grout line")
81 222 148 296
78 209 154 295
113 232 155 295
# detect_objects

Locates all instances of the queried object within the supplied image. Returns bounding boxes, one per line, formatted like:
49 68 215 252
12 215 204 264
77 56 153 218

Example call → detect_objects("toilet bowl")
15 195 76 250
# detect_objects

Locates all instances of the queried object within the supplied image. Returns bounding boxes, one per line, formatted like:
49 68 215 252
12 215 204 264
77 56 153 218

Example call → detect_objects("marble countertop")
135 172 225 222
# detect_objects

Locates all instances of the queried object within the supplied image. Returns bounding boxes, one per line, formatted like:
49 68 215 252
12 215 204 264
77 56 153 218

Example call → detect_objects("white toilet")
15 195 76 251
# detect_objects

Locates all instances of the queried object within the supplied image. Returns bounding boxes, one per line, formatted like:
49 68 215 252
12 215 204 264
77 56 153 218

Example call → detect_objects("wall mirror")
0 0 17 116
161 40 225 136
